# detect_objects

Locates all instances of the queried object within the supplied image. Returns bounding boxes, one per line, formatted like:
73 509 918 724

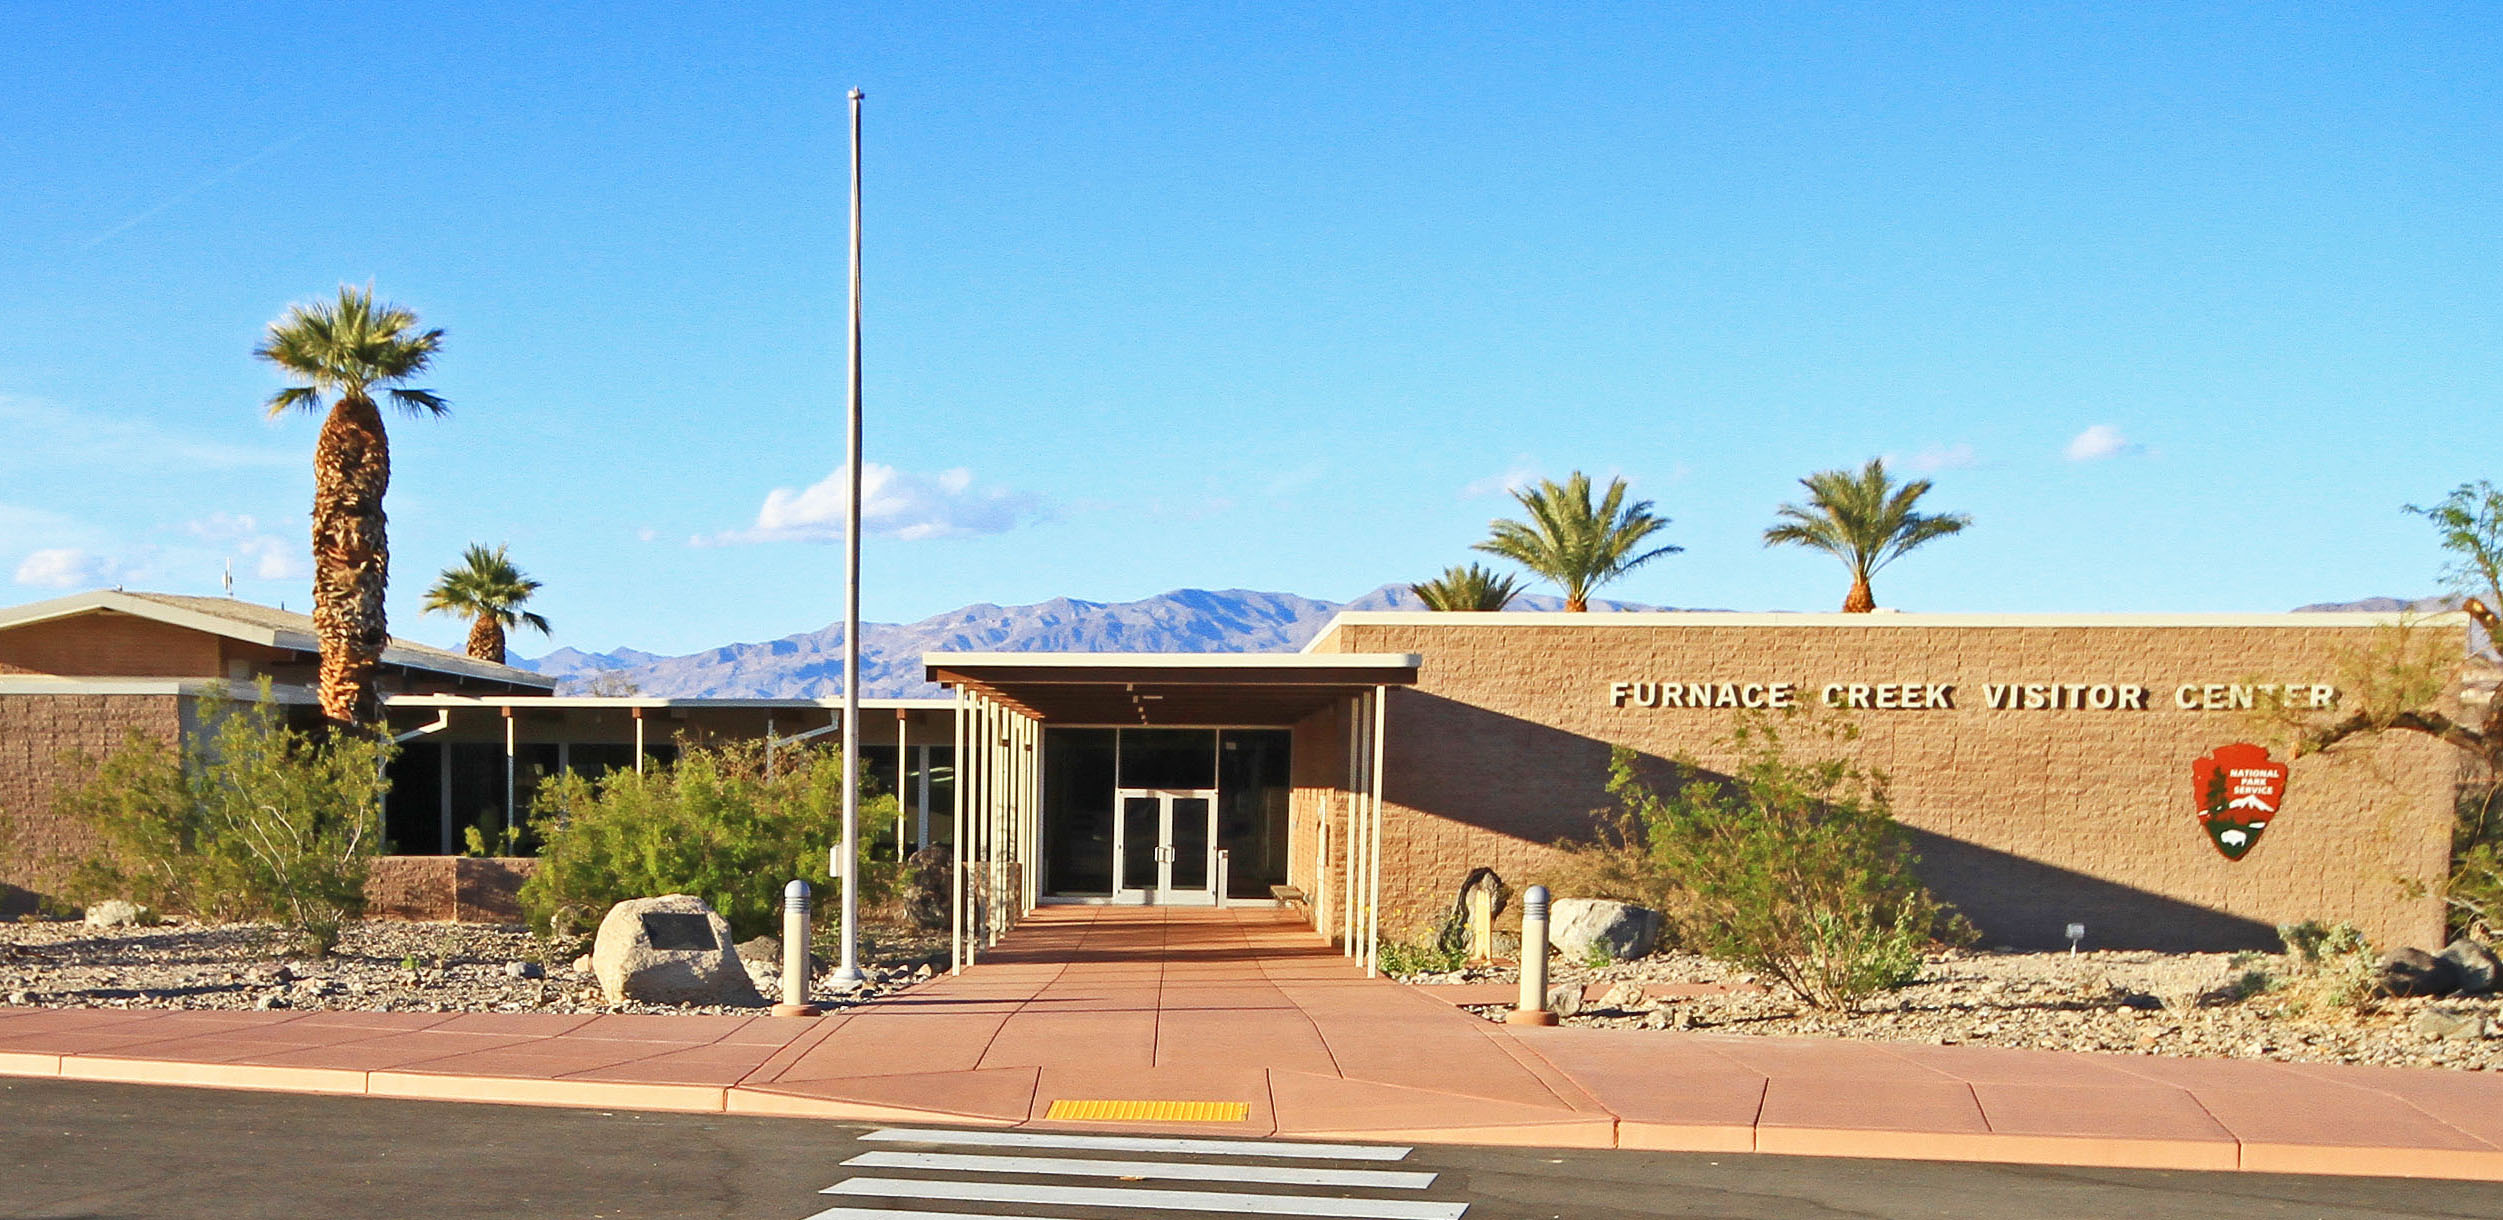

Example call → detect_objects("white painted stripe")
844 1149 1436 1189
860 1125 1412 1161
824 1176 1468 1219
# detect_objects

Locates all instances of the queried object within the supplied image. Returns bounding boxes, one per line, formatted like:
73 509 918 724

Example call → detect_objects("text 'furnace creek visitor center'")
0 589 2479 953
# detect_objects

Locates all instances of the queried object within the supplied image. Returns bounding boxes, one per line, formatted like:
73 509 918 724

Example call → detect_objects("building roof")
923 651 1423 724
0 589 555 689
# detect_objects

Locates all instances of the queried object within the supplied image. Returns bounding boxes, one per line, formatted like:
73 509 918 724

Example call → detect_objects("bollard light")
772 879 822 1017
1508 884 1558 1026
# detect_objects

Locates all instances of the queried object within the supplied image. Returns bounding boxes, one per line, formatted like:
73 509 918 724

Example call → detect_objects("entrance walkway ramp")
6 906 2503 1180
735 906 1616 1146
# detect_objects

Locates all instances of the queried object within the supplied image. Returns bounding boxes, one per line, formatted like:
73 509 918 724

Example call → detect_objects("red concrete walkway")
4 907 2501 1180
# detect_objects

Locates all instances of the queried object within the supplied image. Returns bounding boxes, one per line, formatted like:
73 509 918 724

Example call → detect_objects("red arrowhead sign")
2192 743 2287 861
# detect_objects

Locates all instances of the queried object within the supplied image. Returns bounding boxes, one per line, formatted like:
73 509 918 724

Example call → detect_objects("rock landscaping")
0 915 946 1018
1413 945 2503 1071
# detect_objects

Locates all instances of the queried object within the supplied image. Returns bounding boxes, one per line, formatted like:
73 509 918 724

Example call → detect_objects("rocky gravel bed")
0 917 949 1017
1417 948 2503 1071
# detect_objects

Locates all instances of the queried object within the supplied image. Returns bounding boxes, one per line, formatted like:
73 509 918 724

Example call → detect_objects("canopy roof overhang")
923 652 1422 726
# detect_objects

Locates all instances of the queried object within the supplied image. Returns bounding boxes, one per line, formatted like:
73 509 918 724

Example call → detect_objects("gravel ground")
1415 947 2503 1071
0 917 949 1017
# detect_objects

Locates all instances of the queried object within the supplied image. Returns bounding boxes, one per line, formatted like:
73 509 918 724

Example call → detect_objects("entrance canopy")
921 652 1422 725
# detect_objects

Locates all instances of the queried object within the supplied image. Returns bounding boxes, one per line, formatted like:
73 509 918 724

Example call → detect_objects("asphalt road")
3 1077 2496 1220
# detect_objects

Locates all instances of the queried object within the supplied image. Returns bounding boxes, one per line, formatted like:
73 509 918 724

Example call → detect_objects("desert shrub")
1564 712 1961 1010
55 684 391 954
521 739 900 942
1377 936 1467 977
2268 920 2380 1014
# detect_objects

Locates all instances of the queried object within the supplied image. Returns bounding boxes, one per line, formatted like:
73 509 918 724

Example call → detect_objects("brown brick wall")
362 857 538 923
0 613 222 677
0 694 186 906
1310 619 2462 953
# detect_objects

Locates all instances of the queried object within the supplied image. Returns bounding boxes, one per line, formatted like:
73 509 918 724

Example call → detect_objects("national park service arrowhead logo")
2192 743 2287 861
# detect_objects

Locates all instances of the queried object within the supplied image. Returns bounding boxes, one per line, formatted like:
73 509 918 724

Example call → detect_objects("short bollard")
1508 883 1558 1026
772 879 821 1018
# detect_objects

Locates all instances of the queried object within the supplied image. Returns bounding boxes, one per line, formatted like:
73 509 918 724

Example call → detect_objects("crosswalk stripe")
859 1126 1413 1161
843 1149 1437 1190
822 1176 1469 1219
803 1210 1077 1220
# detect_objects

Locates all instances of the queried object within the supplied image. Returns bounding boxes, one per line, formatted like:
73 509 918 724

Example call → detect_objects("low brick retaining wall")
364 856 537 924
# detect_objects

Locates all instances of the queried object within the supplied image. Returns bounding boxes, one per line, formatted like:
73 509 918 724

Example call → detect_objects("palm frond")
1763 458 1970 606
1472 471 1678 608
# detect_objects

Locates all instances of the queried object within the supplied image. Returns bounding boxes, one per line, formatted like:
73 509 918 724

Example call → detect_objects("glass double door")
1114 788 1218 904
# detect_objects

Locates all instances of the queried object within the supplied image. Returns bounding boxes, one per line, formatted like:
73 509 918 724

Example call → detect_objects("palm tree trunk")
1565 595 1588 612
311 395 391 725
466 615 505 664
1842 574 1875 613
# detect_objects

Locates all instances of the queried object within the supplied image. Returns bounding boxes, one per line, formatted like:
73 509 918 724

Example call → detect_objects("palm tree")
1472 472 1679 612
1410 563 1525 612
1763 458 1970 612
422 544 550 664
255 285 447 725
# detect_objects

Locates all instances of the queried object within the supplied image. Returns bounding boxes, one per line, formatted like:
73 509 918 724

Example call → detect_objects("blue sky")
3 3 2497 656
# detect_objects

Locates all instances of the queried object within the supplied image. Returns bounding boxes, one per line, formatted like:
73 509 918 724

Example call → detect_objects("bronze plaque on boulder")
640 911 717 951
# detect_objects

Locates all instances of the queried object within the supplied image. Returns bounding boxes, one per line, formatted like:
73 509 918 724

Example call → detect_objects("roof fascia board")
384 694 958 710
1305 610 2464 631
0 677 321 702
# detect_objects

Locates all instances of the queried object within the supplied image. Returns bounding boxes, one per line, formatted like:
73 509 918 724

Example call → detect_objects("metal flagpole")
830 86 868 989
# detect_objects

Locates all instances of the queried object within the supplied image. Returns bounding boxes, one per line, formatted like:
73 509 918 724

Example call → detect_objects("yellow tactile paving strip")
1043 1098 1252 1123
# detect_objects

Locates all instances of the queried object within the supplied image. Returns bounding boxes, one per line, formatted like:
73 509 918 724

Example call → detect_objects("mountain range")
513 585 1655 698
516 589 2458 699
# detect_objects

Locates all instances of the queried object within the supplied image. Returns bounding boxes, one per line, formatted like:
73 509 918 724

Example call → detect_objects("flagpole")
831 86 867 989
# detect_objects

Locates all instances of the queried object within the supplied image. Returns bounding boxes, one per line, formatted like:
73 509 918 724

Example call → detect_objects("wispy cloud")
708 464 1045 544
0 395 291 471
1461 455 1541 499
13 548 127 589
2064 425 2147 462
183 512 308 580
1891 443 1980 474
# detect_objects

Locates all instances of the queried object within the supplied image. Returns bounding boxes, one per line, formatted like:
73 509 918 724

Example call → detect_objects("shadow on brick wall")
1904 827 2280 952
1383 692 2280 953
0 882 34 920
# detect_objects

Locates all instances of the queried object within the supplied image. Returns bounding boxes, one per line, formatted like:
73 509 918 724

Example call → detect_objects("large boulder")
82 900 149 928
1550 898 1662 963
591 895 764 1007
2376 947 2461 998
2438 939 2499 995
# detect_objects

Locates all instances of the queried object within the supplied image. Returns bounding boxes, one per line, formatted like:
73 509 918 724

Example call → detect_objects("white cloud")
1461 455 1541 499
182 512 309 580
1893 443 1979 473
14 548 124 588
712 464 1044 544
2064 425 2147 462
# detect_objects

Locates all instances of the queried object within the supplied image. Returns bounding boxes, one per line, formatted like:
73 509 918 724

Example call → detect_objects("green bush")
2269 920 2380 1014
520 739 899 942
55 683 391 954
1377 936 1467 976
1567 712 1960 1010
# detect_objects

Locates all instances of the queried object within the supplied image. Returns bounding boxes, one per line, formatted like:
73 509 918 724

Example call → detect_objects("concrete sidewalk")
3 906 2499 1180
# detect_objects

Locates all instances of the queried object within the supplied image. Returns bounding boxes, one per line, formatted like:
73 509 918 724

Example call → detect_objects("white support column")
1367 684 1388 978
502 707 517 845
951 686 966 974
915 744 932 852
1343 695 1361 956
896 707 911 862
632 707 646 775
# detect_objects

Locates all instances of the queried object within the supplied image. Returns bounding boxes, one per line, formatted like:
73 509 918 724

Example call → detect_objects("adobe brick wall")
0 693 186 908
1306 618 2463 954
0 613 221 677
363 857 538 923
